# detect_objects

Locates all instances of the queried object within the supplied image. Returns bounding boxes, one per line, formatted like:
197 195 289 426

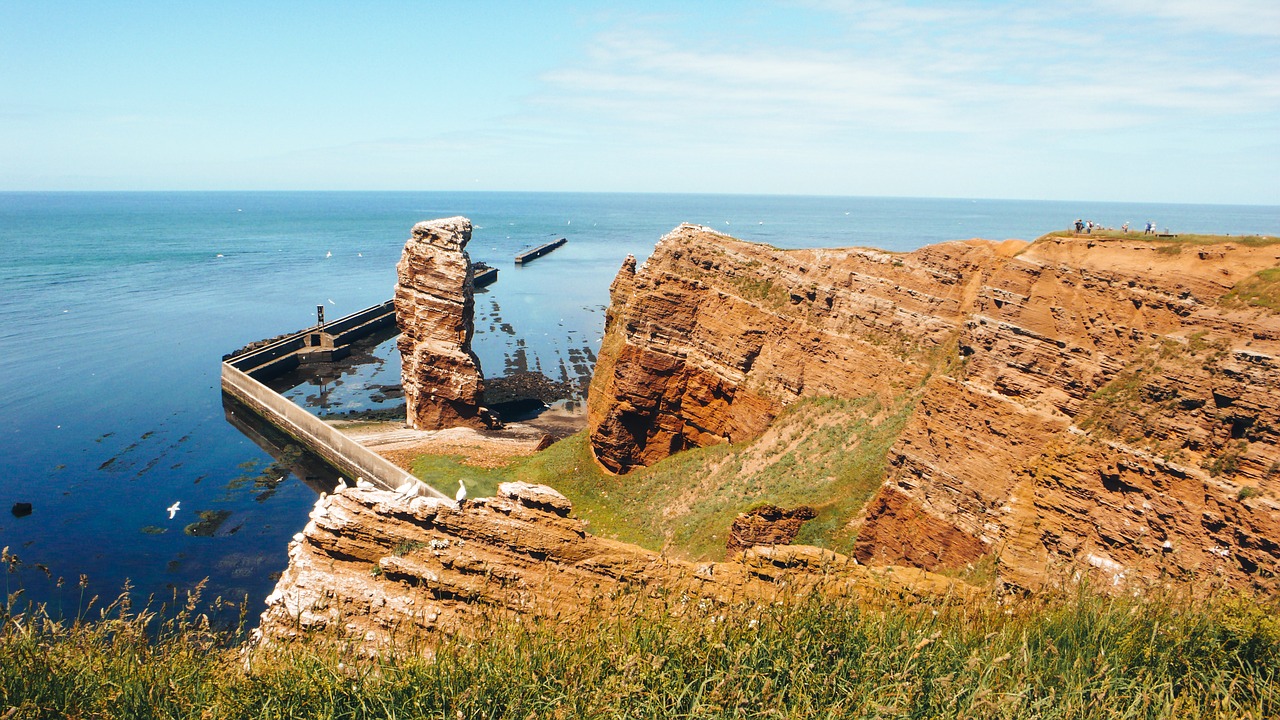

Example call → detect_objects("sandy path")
330 402 586 470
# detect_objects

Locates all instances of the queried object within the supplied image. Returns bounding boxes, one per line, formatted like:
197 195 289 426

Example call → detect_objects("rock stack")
395 217 492 430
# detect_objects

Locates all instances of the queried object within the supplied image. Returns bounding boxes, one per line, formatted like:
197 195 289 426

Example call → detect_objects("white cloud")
1097 0 1280 38
534 10 1278 145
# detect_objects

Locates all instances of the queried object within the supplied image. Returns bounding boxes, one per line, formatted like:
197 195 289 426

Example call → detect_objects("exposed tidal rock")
395 217 491 430
590 225 1280 592
256 484 970 652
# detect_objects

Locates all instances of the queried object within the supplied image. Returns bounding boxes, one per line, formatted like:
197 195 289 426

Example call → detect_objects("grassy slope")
1223 266 1280 311
414 394 915 561
3 585 1278 719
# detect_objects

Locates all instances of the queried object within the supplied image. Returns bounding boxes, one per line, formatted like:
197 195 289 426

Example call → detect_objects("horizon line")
1 188 1276 209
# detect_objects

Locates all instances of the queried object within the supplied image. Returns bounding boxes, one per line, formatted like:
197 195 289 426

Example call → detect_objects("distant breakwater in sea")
1 191 1275 620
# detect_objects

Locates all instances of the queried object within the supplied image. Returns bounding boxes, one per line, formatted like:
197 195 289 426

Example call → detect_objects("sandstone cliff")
589 224 1280 592
257 483 967 652
395 217 488 430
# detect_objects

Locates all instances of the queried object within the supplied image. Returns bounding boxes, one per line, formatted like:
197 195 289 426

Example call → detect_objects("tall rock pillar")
395 217 488 430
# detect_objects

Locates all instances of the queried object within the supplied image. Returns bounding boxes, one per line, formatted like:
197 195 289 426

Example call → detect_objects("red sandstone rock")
395 218 489 430
725 505 817 553
256 483 970 652
589 225 1280 592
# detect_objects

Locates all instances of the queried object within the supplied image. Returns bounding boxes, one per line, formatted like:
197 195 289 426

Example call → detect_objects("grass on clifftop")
413 394 912 561
1041 229 1280 246
3 578 1279 719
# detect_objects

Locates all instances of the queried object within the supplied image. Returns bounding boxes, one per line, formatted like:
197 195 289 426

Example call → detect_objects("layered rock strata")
590 224 1280 592
588 223 1015 473
395 217 488 430
725 505 817 553
257 483 968 652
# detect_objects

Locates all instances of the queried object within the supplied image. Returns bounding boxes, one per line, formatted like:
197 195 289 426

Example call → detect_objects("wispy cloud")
532 1 1279 146
1097 0 1280 38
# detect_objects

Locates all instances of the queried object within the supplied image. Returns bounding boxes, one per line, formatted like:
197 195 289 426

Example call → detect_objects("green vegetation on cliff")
1224 266 1280 311
1041 229 1280 247
413 394 912 562
2 581 1277 719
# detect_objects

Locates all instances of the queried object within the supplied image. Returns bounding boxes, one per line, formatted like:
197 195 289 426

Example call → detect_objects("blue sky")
2 1 1277 203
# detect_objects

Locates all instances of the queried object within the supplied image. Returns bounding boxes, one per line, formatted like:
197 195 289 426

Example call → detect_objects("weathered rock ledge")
589 225 1280 592
257 483 969 652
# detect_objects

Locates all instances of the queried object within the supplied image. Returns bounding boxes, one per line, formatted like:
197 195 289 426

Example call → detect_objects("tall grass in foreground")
2 582 1278 719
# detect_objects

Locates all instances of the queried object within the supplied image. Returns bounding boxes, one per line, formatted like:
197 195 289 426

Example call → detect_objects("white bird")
325 251 332 258
328 299 335 305
166 501 180 519
336 477 348 489
455 480 467 505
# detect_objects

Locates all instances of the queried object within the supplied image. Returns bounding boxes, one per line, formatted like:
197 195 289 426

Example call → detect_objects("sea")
2 191 1277 620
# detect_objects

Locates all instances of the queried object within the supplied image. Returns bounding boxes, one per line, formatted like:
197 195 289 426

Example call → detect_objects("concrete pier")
225 300 396 380
473 262 499 288
220 299 448 499
514 237 567 265
221 363 445 497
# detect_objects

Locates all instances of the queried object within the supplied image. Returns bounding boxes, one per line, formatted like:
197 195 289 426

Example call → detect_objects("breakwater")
514 237 567 265
225 300 396 380
221 363 442 496
221 300 447 498
473 262 499 288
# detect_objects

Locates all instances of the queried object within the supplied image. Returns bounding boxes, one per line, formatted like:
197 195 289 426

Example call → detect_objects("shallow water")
1 191 1275 618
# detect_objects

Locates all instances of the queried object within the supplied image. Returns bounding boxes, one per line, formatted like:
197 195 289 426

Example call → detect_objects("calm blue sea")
1 191 1276 618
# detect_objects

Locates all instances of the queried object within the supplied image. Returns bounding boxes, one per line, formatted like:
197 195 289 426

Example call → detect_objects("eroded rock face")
588 223 1011 473
725 505 817 553
590 225 1280 592
395 218 487 430
862 236 1280 592
256 483 968 652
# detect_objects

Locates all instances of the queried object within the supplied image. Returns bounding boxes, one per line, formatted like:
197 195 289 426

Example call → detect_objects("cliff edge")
257 483 968 651
588 224 1280 592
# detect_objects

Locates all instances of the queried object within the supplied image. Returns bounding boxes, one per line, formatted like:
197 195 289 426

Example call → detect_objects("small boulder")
726 504 816 552
498 482 572 516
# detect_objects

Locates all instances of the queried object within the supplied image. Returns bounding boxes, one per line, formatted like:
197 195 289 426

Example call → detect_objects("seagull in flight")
166 501 180 519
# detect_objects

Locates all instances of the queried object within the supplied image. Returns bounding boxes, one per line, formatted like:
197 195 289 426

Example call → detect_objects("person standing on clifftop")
1123 222 1129 233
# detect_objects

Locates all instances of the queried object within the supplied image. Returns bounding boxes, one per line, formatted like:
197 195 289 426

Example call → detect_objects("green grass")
410 454 514 501
1041 229 1280 247
413 395 914 560
2 581 1278 719
1222 266 1280 311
